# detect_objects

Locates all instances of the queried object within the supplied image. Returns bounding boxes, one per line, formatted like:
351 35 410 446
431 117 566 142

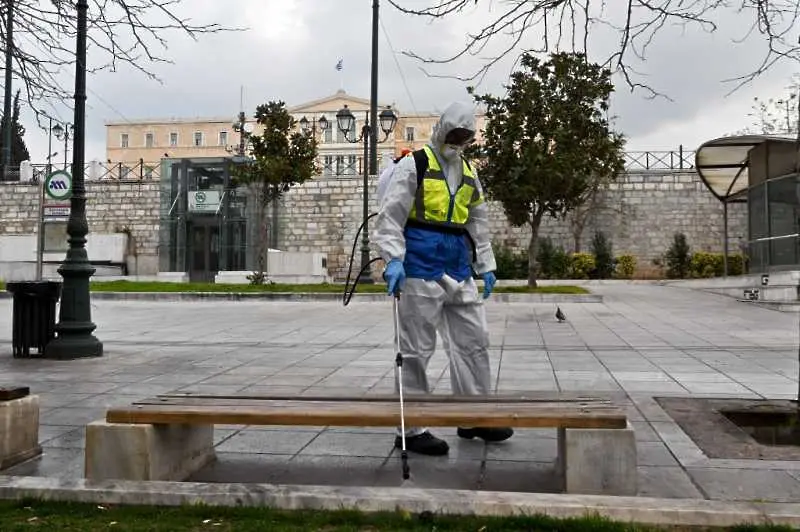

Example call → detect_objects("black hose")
342 212 384 306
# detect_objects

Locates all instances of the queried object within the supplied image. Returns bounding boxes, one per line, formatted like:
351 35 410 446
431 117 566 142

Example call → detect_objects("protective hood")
430 101 476 152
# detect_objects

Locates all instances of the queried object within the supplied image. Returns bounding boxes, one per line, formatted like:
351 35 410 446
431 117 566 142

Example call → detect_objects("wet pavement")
0 282 797 501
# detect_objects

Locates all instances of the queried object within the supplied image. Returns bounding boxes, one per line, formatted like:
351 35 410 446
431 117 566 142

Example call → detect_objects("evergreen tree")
0 90 30 165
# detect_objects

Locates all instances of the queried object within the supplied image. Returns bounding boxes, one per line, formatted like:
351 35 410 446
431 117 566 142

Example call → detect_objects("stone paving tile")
215 429 319 455
637 466 705 499
298 431 395 459
4 447 84 479
687 468 800 502
0 284 799 499
480 460 559 492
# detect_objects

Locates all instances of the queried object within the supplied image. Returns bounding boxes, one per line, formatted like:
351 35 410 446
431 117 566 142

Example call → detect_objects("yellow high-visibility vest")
408 145 484 229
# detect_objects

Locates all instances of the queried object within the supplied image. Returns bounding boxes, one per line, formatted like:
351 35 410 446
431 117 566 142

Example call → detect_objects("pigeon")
555 306 566 322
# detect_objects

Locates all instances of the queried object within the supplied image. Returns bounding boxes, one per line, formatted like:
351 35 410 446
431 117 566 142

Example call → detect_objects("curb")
0 475 795 527
0 292 603 303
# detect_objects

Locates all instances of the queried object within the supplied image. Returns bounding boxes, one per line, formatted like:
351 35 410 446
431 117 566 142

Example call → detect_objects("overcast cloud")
15 0 800 166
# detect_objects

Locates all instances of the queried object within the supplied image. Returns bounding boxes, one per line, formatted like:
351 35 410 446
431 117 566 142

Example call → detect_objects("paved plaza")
0 282 798 501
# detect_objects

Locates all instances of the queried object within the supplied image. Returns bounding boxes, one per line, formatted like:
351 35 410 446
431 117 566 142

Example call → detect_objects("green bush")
492 242 528 279
615 254 637 279
689 251 746 278
728 253 745 275
550 246 572 279
591 231 614 279
570 252 596 279
665 233 691 279
535 237 556 278
689 251 722 278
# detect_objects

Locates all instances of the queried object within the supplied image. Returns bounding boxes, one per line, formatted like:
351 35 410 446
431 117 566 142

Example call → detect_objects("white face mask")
442 144 464 159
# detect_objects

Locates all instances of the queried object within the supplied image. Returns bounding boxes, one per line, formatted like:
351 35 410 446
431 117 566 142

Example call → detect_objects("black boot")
457 427 514 442
394 431 449 456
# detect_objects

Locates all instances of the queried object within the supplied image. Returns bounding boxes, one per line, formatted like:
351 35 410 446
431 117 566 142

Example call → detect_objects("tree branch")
387 0 800 97
0 0 245 121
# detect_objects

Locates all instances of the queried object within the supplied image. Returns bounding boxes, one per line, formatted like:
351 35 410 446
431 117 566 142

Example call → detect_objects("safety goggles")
444 128 475 147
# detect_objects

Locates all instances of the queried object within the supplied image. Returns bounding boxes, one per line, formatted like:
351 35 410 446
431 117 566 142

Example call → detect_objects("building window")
120 133 129 148
405 126 415 142
169 132 178 146
145 132 154 148
193 131 203 147
324 127 333 143
218 131 227 146
336 127 345 143
335 155 345 175
323 155 333 175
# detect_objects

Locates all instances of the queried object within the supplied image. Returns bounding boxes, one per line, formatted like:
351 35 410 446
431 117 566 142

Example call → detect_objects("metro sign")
44 170 73 200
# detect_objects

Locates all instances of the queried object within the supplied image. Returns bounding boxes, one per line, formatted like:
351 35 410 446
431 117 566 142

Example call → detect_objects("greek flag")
335 59 343 71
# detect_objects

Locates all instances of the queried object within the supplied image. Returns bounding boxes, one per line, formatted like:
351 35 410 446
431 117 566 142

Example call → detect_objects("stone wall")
275 170 748 280
0 169 748 280
0 180 161 273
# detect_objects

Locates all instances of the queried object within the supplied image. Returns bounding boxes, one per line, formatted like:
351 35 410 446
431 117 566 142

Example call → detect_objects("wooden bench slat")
148 392 615 405
105 400 627 429
133 396 613 410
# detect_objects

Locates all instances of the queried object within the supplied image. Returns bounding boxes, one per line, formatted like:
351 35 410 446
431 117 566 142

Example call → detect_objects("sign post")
36 170 73 280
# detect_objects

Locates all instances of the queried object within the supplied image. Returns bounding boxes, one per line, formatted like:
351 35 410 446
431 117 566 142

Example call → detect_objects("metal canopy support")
723 200 729 277
695 135 799 278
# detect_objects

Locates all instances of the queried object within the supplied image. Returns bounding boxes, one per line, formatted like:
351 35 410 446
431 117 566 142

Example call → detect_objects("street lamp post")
1 0 13 181
335 104 397 283
36 118 62 281
54 122 73 170
44 0 103 359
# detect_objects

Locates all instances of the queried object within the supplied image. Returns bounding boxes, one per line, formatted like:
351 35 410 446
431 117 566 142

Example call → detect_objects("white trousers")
394 274 491 437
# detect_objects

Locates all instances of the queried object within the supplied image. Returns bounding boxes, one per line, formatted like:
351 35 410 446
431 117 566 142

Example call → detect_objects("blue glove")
384 259 406 295
482 271 496 299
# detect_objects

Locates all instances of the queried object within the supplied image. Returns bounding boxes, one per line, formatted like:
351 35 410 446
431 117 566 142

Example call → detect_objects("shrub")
665 233 691 279
535 237 556 278
492 242 528 279
570 252 596 279
615 254 637 279
591 231 614 279
728 253 745 275
689 251 722 278
689 252 746 278
550 246 572 279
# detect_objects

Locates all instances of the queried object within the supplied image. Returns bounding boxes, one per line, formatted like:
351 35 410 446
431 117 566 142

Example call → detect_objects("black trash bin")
6 281 62 358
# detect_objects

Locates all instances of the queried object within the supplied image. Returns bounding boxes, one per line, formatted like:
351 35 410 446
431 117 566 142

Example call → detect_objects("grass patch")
496 284 589 294
83 280 589 295
0 499 788 531
0 279 589 295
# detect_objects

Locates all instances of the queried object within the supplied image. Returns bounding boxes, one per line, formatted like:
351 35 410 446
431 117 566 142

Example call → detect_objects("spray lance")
341 212 413 483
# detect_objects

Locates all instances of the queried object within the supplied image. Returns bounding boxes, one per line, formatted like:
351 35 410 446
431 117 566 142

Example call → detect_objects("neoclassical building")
105 90 487 178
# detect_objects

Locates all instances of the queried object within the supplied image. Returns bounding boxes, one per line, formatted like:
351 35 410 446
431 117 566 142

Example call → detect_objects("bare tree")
0 1 241 122
386 0 800 98
734 75 800 136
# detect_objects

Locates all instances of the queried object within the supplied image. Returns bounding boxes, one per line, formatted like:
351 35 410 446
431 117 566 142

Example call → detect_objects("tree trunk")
572 220 583 253
527 210 545 287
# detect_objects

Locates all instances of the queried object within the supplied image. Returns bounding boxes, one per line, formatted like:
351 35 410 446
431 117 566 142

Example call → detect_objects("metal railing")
0 146 697 184
624 147 695 171
0 159 162 183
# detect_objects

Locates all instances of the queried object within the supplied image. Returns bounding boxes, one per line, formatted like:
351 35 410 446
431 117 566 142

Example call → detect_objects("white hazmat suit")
373 102 513 456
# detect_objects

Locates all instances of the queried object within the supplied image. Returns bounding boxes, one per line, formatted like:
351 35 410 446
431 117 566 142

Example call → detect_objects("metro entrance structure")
695 134 800 275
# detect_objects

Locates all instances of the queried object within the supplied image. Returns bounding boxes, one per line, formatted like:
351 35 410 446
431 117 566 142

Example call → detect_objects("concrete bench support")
0 394 41 470
84 420 215 481
557 420 637 496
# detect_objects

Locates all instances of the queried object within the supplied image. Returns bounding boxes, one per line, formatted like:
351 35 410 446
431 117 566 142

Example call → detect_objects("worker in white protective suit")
374 101 513 456
377 148 412 204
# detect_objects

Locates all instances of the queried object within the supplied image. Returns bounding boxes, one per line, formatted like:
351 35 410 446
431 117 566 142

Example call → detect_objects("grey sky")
17 0 800 166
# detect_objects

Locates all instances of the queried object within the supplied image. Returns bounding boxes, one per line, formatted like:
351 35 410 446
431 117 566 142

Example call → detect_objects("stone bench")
0 387 41 470
85 392 637 495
